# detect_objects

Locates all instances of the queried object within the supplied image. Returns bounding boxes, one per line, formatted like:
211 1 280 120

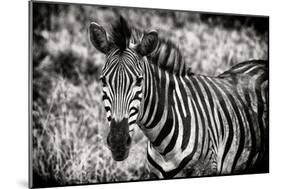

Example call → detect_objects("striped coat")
138 58 268 178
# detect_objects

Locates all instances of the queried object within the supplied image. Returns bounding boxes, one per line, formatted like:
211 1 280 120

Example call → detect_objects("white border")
0 0 280 189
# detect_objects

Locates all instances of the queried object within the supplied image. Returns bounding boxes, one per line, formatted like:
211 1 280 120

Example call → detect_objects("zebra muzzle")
107 118 132 161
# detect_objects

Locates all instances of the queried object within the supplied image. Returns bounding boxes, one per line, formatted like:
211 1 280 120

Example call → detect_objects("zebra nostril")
107 116 112 121
107 135 112 147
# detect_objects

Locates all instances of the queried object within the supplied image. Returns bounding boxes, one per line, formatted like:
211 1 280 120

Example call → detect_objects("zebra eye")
136 76 143 86
99 76 107 86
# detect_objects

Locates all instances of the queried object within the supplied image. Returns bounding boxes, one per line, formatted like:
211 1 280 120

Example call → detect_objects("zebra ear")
137 31 158 56
89 22 109 54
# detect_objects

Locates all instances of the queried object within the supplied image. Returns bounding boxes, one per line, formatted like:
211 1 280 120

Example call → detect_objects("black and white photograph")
29 0 269 188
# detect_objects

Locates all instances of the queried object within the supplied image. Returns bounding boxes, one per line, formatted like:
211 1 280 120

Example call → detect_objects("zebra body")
139 59 268 178
89 16 269 179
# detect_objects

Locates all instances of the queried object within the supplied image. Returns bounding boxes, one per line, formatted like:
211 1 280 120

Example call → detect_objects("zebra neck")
148 39 192 76
137 62 186 149
137 65 210 158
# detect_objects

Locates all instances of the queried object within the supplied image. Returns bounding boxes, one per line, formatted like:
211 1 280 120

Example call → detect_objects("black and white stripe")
137 45 268 177
100 48 144 126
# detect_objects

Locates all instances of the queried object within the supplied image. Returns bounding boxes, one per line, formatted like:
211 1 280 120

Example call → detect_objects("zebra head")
89 16 158 161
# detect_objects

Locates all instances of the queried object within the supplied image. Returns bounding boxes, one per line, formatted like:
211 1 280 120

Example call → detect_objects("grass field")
31 2 268 187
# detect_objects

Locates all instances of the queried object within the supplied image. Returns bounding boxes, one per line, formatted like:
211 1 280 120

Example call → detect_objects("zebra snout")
107 118 132 161
107 136 131 161
106 133 132 149
111 148 130 161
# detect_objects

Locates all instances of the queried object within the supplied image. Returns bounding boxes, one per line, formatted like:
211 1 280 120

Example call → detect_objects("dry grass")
33 74 148 186
31 2 268 187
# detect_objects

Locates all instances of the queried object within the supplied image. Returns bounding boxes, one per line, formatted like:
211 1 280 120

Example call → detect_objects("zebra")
89 16 269 178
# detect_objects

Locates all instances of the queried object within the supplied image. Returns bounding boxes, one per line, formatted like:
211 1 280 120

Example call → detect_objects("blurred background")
31 1 268 187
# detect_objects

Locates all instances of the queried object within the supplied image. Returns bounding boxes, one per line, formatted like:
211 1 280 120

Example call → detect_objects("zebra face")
100 50 144 161
89 16 158 161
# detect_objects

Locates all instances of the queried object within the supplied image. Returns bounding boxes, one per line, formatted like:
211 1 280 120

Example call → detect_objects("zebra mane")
132 28 193 76
148 38 193 76
110 16 192 76
110 16 132 51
